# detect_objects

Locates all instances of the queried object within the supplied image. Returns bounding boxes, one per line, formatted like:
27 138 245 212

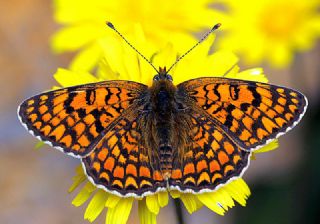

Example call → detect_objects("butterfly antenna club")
106 21 159 73
166 23 222 73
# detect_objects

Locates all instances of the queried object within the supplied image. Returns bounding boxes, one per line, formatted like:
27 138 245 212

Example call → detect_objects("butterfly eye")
153 75 160 81
167 74 173 81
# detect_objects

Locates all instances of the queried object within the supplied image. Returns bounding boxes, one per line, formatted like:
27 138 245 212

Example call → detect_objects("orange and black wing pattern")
178 77 308 151
82 109 166 198
18 80 147 158
169 110 250 193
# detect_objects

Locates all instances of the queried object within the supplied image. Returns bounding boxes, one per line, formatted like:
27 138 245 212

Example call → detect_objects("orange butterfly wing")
169 110 251 192
81 108 165 198
18 80 147 158
178 77 308 151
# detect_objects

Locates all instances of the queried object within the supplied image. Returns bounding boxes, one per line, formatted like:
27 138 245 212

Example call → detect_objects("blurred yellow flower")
217 0 320 68
53 26 278 223
51 0 225 72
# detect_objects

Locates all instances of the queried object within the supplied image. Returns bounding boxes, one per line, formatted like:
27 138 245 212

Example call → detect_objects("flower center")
259 3 302 40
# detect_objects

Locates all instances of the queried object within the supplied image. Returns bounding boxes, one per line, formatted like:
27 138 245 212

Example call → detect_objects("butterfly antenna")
106 22 159 73
166 23 221 73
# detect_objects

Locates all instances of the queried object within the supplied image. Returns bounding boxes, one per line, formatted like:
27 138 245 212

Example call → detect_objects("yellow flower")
216 0 320 68
51 0 225 72
53 26 278 223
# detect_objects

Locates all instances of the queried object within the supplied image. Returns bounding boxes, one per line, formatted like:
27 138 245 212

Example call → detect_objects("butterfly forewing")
169 110 251 193
178 77 308 151
18 80 147 158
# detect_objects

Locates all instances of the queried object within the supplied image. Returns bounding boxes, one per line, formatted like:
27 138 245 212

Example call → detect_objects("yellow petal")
139 53 156 86
221 64 240 78
211 188 235 210
105 194 121 208
138 198 157 224
84 190 109 222
69 43 103 72
122 46 141 82
180 193 203 214
251 153 257 160
254 140 279 153
134 26 158 86
152 43 176 69
53 0 107 24
173 41 240 84
157 191 169 208
235 179 251 198
51 86 61 90
204 50 239 77
53 68 98 87
197 192 226 216
50 25 104 53
195 184 239 215
97 58 119 80
71 182 96 207
68 165 86 193
34 141 45 150
106 198 134 224
224 178 251 206
99 37 130 80
172 36 215 84
169 190 181 199
146 194 160 215
230 68 268 83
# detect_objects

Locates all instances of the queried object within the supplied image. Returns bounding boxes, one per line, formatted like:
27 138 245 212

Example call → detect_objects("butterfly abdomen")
149 80 178 174
159 144 173 175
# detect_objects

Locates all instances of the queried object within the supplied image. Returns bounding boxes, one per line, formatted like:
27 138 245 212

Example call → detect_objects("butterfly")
18 23 308 198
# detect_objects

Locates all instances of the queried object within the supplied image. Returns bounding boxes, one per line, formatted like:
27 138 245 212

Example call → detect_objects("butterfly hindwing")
178 77 308 151
81 108 166 198
169 110 251 192
18 80 147 158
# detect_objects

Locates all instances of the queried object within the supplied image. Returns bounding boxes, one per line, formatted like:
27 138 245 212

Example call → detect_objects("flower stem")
174 199 185 224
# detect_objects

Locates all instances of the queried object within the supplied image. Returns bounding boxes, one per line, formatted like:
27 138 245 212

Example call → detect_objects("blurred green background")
0 1 319 224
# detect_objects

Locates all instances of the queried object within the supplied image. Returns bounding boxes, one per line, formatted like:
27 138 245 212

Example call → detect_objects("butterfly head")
153 67 173 82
